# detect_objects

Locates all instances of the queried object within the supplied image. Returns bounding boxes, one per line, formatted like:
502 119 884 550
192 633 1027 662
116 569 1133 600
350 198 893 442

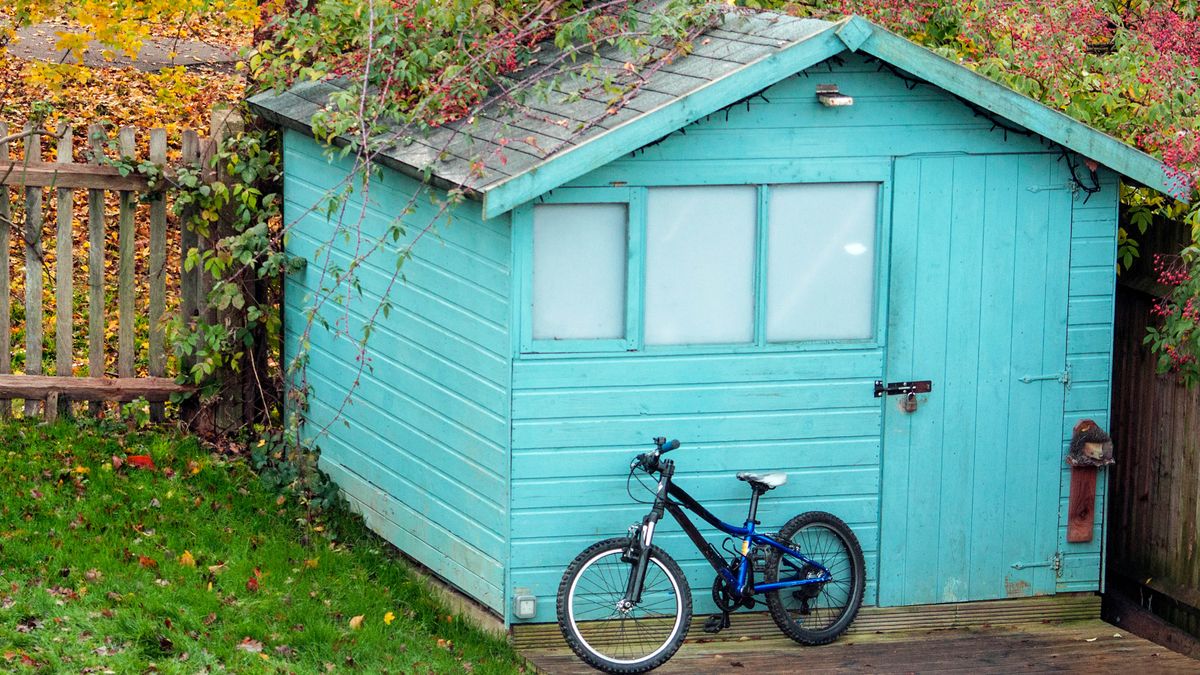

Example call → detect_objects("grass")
0 419 526 673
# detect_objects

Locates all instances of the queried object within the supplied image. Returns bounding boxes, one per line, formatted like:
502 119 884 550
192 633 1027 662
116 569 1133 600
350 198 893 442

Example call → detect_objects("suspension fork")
624 460 674 606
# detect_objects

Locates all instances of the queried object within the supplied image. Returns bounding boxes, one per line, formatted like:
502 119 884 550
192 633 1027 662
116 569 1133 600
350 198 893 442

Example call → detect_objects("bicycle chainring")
711 575 741 613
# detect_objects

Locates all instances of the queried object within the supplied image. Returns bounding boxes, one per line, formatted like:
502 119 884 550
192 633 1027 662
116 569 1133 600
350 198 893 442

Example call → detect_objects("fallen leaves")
125 454 156 470
236 637 263 654
138 555 158 569
383 611 395 626
349 615 364 630
178 550 195 567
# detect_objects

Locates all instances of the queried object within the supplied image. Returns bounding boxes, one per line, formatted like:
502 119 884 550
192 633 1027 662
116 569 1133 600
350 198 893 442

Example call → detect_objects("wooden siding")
1060 168 1120 593
508 55 1114 623
509 351 884 623
281 130 512 612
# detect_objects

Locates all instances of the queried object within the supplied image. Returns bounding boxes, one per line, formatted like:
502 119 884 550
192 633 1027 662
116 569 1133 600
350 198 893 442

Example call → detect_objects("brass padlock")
901 392 918 413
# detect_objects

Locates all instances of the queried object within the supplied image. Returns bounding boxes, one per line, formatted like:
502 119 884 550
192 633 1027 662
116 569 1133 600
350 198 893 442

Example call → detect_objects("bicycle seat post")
746 483 765 526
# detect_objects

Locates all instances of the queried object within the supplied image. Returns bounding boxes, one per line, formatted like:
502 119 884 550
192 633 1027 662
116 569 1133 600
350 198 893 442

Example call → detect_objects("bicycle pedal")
703 613 731 634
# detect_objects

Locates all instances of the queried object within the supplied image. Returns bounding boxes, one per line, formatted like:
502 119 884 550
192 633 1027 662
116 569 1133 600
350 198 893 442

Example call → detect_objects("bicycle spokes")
777 523 856 631
565 546 686 665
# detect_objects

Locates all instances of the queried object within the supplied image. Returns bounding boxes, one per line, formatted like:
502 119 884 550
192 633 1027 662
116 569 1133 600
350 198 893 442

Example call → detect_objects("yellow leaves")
303 558 318 569
383 611 395 625
72 466 90 474
348 615 364 630
178 550 195 567
53 31 94 62
23 61 92 93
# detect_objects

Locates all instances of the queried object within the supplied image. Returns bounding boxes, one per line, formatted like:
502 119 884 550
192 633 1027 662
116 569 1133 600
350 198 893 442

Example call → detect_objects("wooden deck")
523 619 1198 673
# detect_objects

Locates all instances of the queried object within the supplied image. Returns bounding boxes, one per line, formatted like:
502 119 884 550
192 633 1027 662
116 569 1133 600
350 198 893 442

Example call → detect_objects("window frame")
517 187 644 353
515 162 891 356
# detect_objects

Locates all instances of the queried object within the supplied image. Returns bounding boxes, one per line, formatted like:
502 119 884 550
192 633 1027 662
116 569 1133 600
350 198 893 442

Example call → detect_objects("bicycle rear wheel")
764 511 865 645
557 537 692 673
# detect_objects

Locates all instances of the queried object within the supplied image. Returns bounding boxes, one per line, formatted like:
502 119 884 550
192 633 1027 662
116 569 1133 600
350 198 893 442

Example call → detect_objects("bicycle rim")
776 523 857 632
566 548 684 665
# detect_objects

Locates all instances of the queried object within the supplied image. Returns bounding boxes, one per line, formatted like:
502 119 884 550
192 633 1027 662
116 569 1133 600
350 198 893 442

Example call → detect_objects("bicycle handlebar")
634 437 681 472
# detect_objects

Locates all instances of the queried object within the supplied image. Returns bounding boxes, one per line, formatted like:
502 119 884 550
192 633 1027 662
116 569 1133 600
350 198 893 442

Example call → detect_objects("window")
766 183 878 341
532 203 627 340
644 187 757 345
523 181 881 352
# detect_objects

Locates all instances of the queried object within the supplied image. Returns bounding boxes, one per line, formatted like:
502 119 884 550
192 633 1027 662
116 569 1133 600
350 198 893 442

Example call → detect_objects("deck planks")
523 619 1198 674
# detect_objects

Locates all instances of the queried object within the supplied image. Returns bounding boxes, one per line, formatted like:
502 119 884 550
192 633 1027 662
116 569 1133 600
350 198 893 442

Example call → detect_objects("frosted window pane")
532 204 627 340
767 183 877 341
645 187 756 345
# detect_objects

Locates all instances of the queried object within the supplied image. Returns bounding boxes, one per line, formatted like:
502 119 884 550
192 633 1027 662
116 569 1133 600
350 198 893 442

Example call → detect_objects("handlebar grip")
662 439 680 452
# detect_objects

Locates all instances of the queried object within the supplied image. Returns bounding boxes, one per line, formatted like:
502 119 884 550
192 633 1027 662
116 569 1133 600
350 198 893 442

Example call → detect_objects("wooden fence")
1109 283 1200 634
0 112 234 422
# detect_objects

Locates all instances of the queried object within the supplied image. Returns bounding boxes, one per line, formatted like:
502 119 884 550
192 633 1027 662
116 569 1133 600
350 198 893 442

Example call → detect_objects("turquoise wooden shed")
250 10 1173 629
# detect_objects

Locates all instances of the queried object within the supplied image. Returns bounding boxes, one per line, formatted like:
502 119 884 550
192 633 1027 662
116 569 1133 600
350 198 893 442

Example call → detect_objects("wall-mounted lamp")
817 84 854 107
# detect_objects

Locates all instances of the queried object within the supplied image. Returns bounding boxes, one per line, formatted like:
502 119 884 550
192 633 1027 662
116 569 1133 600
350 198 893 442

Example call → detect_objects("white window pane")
532 204 627 340
645 186 756 345
767 183 877 341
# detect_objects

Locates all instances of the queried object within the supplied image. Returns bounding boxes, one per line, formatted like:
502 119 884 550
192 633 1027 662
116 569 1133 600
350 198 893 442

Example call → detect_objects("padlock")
901 391 918 413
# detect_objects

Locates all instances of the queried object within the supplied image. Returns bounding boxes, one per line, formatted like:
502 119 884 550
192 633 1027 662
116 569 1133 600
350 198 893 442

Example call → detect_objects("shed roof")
249 11 1173 219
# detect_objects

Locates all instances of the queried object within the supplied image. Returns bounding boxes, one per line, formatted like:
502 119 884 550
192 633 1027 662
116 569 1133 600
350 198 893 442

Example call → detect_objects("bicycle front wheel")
556 537 692 674
764 511 865 645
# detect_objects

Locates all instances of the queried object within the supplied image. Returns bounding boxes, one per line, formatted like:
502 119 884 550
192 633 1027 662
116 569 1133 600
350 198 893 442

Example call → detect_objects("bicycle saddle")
736 472 787 490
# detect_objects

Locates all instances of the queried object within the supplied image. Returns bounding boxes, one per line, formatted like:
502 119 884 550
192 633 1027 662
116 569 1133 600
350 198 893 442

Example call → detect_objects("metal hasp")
874 380 933 397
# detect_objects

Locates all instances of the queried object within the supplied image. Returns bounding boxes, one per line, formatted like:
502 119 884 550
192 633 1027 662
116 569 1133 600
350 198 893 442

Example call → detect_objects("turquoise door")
878 154 1071 606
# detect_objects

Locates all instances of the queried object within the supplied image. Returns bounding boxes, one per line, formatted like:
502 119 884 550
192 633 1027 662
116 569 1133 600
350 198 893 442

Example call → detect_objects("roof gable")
249 12 1173 219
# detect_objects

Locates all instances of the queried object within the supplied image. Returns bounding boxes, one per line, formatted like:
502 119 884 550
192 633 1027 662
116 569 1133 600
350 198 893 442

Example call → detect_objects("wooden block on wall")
1068 466 1098 543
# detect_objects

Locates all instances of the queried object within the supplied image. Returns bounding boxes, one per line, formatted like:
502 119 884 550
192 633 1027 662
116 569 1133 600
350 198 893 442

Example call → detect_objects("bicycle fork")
622 460 675 609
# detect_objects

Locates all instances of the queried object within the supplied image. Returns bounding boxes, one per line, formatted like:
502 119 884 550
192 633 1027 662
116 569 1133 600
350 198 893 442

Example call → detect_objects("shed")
249 11 1174 628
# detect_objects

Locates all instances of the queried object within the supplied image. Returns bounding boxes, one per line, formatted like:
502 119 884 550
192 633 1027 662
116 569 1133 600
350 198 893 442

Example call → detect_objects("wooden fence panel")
1110 285 1200 611
0 118 227 419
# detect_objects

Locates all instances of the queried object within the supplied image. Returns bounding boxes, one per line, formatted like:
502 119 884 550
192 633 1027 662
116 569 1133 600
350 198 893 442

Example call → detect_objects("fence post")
0 123 10 419
148 128 167 422
86 124 107 416
116 128 136 388
209 105 249 433
54 123 74 420
23 125 43 418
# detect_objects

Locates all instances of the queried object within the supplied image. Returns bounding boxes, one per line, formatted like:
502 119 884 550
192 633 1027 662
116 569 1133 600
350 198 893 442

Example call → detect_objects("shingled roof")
249 10 1173 219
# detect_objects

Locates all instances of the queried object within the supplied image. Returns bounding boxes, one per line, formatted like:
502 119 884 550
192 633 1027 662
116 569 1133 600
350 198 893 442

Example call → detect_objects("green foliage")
167 126 286 402
0 419 523 672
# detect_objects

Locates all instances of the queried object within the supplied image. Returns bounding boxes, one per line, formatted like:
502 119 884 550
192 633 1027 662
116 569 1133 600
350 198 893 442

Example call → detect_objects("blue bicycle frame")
624 457 830 607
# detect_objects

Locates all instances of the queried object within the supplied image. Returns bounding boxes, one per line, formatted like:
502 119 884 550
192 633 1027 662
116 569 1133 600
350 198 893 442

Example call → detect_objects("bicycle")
556 437 866 673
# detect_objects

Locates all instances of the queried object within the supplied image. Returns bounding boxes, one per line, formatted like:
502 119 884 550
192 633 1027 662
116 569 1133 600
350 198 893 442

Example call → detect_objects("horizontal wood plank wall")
1060 169 1119 592
510 353 884 623
280 131 511 612
508 54 1112 624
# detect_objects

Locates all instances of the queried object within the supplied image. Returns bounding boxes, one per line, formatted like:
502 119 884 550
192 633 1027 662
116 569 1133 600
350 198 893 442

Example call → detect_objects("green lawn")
0 420 525 673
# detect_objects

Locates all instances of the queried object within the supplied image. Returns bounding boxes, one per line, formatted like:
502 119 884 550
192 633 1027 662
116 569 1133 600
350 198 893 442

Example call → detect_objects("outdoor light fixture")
512 588 538 619
816 83 854 107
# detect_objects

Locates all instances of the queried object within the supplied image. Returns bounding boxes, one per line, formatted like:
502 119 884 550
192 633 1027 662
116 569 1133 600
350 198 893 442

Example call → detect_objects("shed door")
878 154 1071 606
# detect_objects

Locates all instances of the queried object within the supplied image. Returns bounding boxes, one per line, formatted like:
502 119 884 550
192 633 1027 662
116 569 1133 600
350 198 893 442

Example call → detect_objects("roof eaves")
479 18 847 220
246 89 484 200
847 16 1174 198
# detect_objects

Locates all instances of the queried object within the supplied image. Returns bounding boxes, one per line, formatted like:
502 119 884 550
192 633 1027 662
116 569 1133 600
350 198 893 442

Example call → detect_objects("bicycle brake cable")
625 465 656 504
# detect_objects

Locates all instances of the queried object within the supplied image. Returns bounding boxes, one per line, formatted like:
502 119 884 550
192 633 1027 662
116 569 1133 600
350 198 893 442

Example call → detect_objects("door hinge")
1027 183 1072 193
1018 365 1071 390
1011 552 1062 577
